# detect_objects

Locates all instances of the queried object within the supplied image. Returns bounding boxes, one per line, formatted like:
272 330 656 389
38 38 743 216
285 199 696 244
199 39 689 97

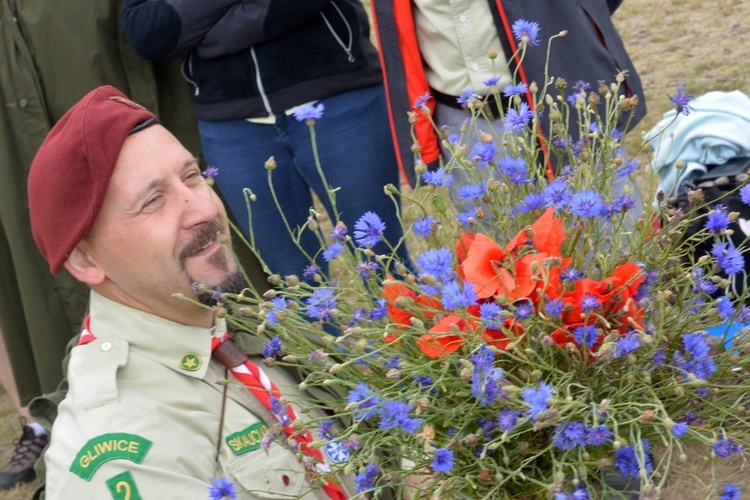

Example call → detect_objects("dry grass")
2 1 750 499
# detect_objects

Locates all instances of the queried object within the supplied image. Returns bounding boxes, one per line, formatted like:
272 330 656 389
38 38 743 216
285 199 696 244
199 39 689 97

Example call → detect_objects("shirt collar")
88 291 227 379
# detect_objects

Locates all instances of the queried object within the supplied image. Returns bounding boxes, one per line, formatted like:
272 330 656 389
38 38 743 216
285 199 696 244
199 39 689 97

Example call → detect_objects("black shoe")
0 425 49 490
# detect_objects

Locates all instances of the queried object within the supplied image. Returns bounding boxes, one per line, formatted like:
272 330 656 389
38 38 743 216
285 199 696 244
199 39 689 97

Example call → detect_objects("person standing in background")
0 0 212 489
120 0 416 281
371 0 646 208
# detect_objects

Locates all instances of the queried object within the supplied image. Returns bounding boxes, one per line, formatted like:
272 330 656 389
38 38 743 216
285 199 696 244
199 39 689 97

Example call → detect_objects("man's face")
79 125 240 324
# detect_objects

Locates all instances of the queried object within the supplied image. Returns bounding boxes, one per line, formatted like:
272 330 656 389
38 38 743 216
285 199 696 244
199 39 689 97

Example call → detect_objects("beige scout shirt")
44 291 353 499
412 0 512 96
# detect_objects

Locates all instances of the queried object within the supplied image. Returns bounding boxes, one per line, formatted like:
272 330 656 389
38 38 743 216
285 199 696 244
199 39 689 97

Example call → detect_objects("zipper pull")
346 50 355 63
194 86 200 97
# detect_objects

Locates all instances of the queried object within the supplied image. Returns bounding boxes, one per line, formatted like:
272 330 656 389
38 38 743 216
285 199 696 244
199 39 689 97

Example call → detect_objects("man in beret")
28 85 354 499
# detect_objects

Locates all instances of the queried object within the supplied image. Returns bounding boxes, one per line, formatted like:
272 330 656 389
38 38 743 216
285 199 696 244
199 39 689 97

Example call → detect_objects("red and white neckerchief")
211 333 347 500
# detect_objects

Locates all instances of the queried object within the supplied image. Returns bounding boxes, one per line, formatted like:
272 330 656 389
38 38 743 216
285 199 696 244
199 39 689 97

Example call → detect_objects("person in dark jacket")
370 0 646 193
120 0 415 280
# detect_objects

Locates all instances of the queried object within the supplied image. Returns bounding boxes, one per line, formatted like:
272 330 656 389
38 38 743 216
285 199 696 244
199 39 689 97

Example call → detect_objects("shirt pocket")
227 444 315 499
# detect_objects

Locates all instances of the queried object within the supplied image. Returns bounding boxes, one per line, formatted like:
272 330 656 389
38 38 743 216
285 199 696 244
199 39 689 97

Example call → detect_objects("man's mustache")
179 219 226 263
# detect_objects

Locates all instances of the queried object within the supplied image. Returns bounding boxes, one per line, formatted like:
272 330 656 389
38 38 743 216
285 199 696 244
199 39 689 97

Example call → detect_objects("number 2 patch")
106 471 142 500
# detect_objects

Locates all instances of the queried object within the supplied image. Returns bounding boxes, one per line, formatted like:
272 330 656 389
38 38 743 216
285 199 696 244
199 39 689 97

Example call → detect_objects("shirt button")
101 342 112 352
18 99 28 108
471 63 479 71
459 15 467 23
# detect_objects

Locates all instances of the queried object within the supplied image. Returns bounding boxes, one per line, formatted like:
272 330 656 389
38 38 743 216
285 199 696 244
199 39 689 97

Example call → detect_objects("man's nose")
181 185 221 227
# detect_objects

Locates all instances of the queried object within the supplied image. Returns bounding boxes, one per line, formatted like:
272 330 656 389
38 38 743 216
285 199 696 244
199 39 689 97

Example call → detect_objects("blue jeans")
200 84 414 278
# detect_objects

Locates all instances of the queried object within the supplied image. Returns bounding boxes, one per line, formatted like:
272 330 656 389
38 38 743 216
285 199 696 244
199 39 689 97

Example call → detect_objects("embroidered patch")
106 471 142 500
323 441 350 463
179 354 201 371
225 422 268 456
70 433 152 480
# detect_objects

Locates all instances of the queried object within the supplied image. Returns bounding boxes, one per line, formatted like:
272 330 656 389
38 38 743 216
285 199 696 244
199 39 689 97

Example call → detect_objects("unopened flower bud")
488 47 498 59
265 156 277 170
407 110 418 124
307 216 319 232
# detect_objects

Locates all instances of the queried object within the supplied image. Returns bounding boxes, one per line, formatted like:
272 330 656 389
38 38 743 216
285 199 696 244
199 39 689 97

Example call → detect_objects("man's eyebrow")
126 177 165 212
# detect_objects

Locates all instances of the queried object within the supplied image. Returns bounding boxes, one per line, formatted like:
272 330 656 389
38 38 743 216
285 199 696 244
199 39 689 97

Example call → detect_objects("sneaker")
0 424 49 490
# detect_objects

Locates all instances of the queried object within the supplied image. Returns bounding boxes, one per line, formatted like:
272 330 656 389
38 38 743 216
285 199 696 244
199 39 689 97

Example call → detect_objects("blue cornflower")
579 294 602 312
457 88 476 106
345 437 363 453
516 192 546 213
441 280 478 310
470 345 495 370
589 122 601 134
347 382 380 421
422 168 454 187
543 179 572 209
269 396 291 425
318 420 336 440
379 400 422 434
615 439 653 478
717 296 734 319
431 448 455 473
202 166 219 179
354 211 386 248
522 381 554 420
552 421 587 450
354 463 380 493
369 299 388 321
503 82 528 97
711 242 744 275
483 75 501 87
322 242 344 262
470 348 504 406
417 248 455 280
479 302 503 326
357 261 381 279
706 205 731 233
208 477 237 500
456 209 476 226
384 356 401 369
413 91 432 110
555 487 590 500
544 298 564 318
651 349 666 368
573 325 598 348
683 332 711 359
573 80 591 93
262 335 282 358
471 142 496 166
413 216 436 237
585 424 613 446
694 278 718 295
671 421 689 438
459 182 488 199
330 223 347 242
265 298 287 325
713 437 743 459
740 184 750 205
567 92 585 106
513 300 533 320
668 86 695 116
498 409 520 431
569 190 604 218
740 306 750 324
498 156 531 185
504 102 534 132
291 102 325 122
613 331 641 358
561 268 582 282
306 288 338 322
302 263 320 280
616 158 638 177
413 376 432 387
511 19 541 46
720 484 742 500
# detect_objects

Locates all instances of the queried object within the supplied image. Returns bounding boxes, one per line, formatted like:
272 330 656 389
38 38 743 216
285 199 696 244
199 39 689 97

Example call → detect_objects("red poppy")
417 315 472 357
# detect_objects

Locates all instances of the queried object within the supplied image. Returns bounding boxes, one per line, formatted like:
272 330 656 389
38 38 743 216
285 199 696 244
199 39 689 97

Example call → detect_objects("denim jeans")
199 84 414 278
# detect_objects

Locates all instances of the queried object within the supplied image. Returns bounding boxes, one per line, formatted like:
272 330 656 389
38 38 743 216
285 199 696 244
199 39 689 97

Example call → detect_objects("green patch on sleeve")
106 471 142 500
69 433 152 480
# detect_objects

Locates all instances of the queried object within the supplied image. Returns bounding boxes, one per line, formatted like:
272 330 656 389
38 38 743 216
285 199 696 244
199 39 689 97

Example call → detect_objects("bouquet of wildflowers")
216 20 750 500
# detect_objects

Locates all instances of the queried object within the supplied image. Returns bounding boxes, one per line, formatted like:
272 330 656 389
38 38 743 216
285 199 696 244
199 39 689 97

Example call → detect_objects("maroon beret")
28 85 157 275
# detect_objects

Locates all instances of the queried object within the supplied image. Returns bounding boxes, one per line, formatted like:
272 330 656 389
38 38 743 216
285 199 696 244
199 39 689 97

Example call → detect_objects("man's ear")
63 245 105 285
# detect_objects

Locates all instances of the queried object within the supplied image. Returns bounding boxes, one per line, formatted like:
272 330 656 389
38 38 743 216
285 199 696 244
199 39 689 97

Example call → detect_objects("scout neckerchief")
77 316 346 499
211 333 347 500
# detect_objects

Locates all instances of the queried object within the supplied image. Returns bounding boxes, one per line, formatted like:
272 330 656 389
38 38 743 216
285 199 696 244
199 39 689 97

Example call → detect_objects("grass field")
2 1 749 498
